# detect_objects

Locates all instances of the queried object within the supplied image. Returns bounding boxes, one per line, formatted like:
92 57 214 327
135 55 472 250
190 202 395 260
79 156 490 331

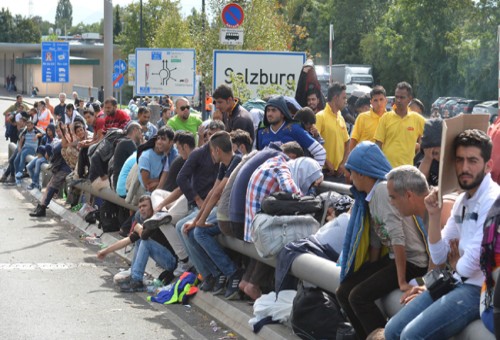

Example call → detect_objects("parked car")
431 97 451 116
452 99 481 117
472 100 498 123
442 98 464 118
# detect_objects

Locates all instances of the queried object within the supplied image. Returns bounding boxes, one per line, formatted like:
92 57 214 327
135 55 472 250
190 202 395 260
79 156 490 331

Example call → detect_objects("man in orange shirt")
205 91 213 117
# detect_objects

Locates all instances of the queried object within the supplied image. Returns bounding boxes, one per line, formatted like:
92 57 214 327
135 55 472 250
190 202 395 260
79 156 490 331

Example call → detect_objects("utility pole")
104 0 113 99
140 0 143 48
201 0 207 121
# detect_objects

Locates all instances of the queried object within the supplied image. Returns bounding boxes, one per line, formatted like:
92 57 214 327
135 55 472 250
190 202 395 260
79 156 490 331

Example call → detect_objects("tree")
0 8 14 42
55 0 73 33
113 5 122 42
13 15 41 43
32 16 53 36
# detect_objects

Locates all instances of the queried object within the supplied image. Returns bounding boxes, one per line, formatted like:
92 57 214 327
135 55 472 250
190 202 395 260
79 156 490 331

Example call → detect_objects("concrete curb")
20 182 299 340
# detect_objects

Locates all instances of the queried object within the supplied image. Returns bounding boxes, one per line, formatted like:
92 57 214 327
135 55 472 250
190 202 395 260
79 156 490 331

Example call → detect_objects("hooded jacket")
263 95 294 127
287 157 322 194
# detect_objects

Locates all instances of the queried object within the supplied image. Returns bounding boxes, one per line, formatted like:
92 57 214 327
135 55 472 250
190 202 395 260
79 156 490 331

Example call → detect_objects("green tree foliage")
55 0 73 32
0 9 40 43
32 16 53 36
152 0 192 49
113 5 122 42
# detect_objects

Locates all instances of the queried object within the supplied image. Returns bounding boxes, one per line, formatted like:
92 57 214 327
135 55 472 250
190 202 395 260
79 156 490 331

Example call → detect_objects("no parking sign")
221 3 244 28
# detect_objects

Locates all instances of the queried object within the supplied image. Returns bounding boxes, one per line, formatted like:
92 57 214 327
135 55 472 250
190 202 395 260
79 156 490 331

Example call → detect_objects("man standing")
316 82 350 182
350 86 388 151
256 95 325 167
54 93 67 122
103 97 131 131
375 82 425 168
385 129 500 339
306 89 321 114
137 107 157 141
213 84 255 143
167 98 203 136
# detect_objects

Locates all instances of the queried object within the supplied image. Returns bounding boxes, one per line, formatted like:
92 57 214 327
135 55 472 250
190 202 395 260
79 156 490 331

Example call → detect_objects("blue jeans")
175 208 220 279
131 239 176 282
194 208 237 277
15 146 35 174
27 157 47 185
385 283 481 340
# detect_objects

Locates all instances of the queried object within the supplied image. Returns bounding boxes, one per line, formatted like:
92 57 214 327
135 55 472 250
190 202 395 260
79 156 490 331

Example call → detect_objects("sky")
0 0 201 25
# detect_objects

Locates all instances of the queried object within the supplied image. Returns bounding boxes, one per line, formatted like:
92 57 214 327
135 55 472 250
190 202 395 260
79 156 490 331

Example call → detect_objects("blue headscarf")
339 142 392 281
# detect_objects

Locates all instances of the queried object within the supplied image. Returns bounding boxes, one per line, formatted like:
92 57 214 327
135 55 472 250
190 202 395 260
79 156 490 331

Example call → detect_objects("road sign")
221 3 244 28
113 72 124 88
213 50 306 97
220 28 244 45
135 48 196 96
41 42 70 83
128 54 136 86
114 59 127 75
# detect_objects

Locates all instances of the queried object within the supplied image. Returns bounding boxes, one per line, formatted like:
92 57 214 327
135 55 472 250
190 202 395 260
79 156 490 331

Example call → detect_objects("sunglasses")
180 105 190 111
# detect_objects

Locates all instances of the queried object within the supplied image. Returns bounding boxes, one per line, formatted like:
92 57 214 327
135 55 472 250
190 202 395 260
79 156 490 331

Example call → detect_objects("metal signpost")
41 42 69 87
135 48 196 97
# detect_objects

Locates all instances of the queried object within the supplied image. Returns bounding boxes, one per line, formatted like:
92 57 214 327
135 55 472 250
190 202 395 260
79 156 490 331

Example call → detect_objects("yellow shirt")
351 108 384 143
374 110 426 168
316 103 349 170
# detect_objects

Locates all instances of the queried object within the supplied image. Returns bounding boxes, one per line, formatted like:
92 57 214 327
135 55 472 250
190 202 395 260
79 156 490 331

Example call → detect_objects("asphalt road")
0 97 233 340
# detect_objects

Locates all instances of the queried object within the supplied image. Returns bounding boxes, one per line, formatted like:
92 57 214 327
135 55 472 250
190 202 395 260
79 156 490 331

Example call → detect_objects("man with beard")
385 129 500 340
167 97 203 137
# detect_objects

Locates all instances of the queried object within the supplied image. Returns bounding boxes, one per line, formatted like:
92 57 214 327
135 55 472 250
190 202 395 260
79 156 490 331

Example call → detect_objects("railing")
7 142 493 340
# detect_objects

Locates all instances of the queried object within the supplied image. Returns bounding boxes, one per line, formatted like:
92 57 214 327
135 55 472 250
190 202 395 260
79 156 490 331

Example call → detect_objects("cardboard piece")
438 114 490 206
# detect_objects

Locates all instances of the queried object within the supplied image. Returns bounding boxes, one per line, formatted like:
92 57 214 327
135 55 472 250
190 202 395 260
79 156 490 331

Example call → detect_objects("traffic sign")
41 42 70 83
135 48 196 96
220 28 244 45
114 59 127 74
221 3 244 28
113 72 124 88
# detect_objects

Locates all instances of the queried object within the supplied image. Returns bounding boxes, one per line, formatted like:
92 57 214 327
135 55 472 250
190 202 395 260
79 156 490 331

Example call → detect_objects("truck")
315 64 374 97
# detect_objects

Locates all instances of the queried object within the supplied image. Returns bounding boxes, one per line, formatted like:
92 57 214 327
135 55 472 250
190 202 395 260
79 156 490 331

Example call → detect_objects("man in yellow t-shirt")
316 82 350 183
350 86 388 152
374 82 425 168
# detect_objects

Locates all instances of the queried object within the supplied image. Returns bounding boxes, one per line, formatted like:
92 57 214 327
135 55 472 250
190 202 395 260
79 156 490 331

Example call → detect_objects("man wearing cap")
167 97 203 136
415 118 443 186
256 95 326 167
316 82 350 183
337 141 429 339
213 84 255 143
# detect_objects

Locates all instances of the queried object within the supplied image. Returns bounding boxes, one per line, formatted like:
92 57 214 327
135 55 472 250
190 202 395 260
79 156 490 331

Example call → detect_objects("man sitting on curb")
97 195 177 292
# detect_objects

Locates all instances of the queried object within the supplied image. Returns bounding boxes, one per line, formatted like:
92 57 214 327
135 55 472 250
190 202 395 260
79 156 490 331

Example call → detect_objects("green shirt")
167 114 203 135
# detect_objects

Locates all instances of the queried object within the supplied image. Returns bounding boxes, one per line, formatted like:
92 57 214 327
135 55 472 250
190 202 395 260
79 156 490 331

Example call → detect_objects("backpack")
261 192 323 217
479 195 500 332
147 272 199 305
291 282 349 340
98 200 121 232
89 128 126 162
251 213 320 258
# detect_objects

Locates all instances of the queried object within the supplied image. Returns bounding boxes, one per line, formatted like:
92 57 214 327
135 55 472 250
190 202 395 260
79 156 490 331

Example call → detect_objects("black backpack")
291 283 350 340
261 192 323 216
98 200 121 232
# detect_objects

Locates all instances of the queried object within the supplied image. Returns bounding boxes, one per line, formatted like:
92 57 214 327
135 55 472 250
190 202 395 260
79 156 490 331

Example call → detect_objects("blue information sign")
114 59 127 74
41 42 69 83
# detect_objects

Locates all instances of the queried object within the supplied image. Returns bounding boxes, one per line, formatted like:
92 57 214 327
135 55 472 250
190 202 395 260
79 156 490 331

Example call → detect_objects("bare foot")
244 283 262 300
239 279 249 292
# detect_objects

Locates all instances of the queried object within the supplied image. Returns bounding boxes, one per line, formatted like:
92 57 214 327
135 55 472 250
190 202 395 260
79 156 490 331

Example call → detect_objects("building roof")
16 56 100 65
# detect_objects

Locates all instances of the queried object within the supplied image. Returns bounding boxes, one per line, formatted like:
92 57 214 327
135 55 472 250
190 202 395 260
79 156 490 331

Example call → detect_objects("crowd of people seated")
4 74 500 339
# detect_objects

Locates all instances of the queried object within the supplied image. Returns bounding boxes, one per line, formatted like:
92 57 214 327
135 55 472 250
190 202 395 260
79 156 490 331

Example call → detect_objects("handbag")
423 267 457 301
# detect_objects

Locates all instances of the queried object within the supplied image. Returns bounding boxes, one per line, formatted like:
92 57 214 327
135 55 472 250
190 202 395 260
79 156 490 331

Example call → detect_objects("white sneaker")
144 211 172 230
113 268 131 284
173 261 193 277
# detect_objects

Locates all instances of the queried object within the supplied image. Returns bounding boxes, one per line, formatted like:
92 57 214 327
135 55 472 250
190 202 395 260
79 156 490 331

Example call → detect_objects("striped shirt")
244 155 301 242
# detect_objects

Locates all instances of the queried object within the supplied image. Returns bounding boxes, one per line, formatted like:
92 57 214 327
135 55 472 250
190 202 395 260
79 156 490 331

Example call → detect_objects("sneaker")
143 211 173 231
0 175 7 183
15 172 23 179
15 178 22 186
200 275 216 292
212 275 227 296
119 279 144 292
27 183 37 190
224 269 243 300
113 268 131 284
173 260 193 277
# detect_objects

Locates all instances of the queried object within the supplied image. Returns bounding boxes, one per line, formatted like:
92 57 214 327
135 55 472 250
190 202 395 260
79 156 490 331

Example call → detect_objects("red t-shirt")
104 109 130 131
